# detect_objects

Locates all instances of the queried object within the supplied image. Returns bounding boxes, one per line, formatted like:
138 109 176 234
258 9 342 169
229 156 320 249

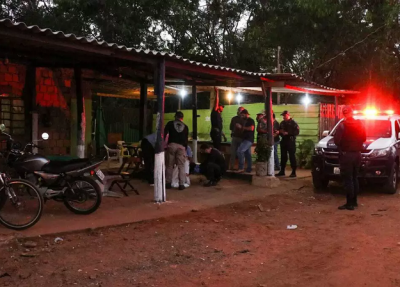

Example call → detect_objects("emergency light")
353 108 395 117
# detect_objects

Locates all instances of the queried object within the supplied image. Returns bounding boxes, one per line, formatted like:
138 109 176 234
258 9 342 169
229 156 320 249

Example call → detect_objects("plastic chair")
103 144 120 169
117 141 130 165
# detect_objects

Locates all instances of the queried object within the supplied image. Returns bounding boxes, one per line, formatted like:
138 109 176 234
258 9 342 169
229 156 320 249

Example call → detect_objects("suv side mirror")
322 130 329 137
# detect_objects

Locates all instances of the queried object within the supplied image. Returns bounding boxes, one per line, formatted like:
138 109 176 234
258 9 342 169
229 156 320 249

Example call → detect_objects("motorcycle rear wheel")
0 179 44 230
64 177 102 215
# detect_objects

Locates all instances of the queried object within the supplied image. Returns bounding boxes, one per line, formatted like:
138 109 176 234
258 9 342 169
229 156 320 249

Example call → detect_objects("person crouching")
200 144 226 187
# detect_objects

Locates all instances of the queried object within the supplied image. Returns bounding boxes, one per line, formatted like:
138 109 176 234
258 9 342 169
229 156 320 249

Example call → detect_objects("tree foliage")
2 0 400 95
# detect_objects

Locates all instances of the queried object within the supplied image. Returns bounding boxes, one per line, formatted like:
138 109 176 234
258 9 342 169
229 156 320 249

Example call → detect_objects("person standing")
333 106 366 210
236 109 255 173
200 143 226 187
141 133 156 185
164 111 189 190
277 110 299 177
210 105 227 151
256 111 267 141
229 106 245 170
273 113 281 171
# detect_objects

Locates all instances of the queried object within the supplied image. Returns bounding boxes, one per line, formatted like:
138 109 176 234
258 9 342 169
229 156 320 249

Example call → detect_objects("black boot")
179 185 185 190
276 168 285 177
290 169 297 178
204 180 217 187
338 204 354 210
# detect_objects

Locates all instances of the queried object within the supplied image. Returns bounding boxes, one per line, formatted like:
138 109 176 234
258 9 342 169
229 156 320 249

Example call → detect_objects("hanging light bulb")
236 93 243 105
180 89 187 98
227 91 233 101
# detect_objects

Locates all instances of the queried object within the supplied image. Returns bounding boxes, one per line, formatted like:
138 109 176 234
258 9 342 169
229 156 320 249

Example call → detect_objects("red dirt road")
1 179 400 287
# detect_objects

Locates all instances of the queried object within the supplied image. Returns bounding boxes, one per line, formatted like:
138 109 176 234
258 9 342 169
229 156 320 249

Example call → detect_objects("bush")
255 136 272 162
296 139 315 169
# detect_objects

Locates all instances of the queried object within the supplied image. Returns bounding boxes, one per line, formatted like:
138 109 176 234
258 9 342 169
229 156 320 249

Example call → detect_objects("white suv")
312 110 400 194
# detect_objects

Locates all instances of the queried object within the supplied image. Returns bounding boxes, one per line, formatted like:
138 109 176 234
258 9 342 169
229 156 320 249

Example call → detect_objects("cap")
175 111 184 119
257 110 265 115
219 104 225 108
237 106 245 112
342 106 353 115
281 110 290 116
240 109 250 115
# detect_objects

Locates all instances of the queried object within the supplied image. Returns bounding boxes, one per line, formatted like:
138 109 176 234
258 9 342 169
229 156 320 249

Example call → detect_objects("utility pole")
277 46 281 105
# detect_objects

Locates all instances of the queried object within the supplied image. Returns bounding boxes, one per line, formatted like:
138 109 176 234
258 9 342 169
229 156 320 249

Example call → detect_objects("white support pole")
262 82 275 177
154 152 166 202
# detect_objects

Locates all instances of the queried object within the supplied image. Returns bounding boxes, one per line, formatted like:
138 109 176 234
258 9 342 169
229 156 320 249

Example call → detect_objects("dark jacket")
334 118 366 152
279 119 300 141
202 148 226 172
164 120 189 147
211 110 223 131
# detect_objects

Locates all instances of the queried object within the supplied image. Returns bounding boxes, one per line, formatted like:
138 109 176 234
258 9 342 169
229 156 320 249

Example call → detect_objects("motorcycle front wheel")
0 179 44 230
64 177 102 215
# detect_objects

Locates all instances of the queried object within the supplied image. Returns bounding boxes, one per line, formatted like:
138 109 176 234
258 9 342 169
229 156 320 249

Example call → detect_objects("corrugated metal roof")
0 18 358 95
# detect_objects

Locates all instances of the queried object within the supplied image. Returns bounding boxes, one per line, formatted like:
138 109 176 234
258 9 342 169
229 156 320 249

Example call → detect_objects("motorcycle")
0 124 104 215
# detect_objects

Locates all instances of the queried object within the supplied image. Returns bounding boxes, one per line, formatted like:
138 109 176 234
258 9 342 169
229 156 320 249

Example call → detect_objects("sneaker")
289 172 297 178
276 171 285 177
179 185 185 190
204 181 217 187
338 204 354 211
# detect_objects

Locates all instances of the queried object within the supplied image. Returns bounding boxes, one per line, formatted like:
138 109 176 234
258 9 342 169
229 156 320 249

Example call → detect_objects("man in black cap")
277 110 299 177
236 109 255 173
164 111 189 190
334 106 366 210
210 104 227 151
200 143 226 187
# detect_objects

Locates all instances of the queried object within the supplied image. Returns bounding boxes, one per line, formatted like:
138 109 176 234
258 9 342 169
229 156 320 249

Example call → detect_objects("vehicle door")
395 120 400 157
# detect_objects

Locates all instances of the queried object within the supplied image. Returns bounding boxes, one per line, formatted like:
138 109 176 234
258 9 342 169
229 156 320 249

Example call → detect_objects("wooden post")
139 81 148 139
74 67 85 158
192 84 198 163
209 88 216 109
22 65 36 144
334 95 339 123
154 58 166 202
261 82 275 176
276 46 281 105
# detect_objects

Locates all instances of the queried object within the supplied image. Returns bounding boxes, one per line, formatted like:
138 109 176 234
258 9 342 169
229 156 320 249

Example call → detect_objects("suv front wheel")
384 162 398 194
312 174 329 192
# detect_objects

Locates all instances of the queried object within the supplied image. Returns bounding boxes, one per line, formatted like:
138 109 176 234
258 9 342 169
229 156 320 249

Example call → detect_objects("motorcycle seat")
41 158 92 174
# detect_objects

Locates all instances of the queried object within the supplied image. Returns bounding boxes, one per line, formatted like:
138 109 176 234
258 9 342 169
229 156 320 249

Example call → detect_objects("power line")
314 23 387 70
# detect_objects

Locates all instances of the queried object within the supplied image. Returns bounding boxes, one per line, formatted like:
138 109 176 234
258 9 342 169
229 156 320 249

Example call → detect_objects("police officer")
210 104 227 150
333 106 366 210
277 110 299 178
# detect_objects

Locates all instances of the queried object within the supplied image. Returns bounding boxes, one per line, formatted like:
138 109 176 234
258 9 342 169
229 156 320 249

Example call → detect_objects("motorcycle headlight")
370 148 391 158
314 147 323 155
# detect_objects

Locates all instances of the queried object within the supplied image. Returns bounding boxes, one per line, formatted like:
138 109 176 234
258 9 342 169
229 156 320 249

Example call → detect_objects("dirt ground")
1 178 400 287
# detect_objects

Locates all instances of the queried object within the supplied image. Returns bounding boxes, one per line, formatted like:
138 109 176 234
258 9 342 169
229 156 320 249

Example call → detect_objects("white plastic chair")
104 144 120 169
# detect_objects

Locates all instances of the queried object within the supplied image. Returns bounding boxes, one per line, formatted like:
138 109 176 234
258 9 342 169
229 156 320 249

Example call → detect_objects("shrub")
255 136 272 162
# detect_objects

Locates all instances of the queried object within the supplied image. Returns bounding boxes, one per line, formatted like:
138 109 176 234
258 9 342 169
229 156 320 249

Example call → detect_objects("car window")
362 120 392 138
396 120 400 140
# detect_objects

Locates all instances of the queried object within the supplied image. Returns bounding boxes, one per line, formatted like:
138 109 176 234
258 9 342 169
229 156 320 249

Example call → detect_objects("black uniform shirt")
204 148 226 172
279 119 300 141
333 118 366 152
164 120 189 147
230 115 244 138
242 118 256 143
211 110 223 131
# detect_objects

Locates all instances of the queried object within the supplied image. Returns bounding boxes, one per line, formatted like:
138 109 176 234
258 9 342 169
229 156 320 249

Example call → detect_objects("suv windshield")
332 119 392 138
362 119 392 138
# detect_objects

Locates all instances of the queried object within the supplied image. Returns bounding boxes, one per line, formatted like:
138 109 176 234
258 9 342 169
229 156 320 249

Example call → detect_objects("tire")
384 162 398 194
0 179 44 230
63 177 102 215
312 173 329 192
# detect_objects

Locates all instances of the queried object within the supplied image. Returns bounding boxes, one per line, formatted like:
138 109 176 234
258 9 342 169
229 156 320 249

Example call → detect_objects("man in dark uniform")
200 143 226 187
277 110 299 177
334 106 366 210
210 105 227 151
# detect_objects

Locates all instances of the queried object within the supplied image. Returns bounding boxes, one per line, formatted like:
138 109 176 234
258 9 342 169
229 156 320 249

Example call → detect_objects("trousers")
166 143 186 185
274 141 280 169
141 138 154 184
202 162 223 181
211 129 222 151
229 136 242 169
237 140 253 172
280 139 297 170
339 151 361 205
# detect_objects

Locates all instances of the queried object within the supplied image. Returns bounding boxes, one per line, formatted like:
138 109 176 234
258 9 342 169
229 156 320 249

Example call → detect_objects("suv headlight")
370 147 391 158
314 147 323 155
